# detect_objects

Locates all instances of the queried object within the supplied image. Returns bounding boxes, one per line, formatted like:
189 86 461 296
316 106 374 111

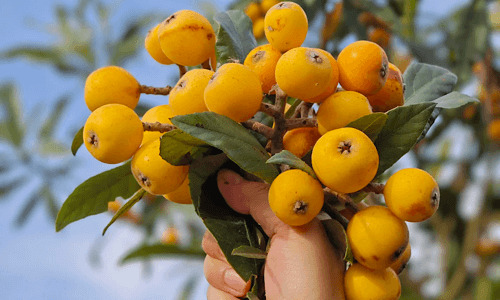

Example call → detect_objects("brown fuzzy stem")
322 201 349 230
363 182 385 194
142 121 176 133
270 87 288 154
291 101 307 118
177 64 187 77
324 187 360 213
201 59 211 70
285 118 318 130
259 102 280 117
140 85 173 95
242 120 274 139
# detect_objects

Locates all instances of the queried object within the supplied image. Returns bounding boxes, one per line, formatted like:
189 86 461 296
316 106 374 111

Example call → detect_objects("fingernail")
224 268 246 291
219 169 242 185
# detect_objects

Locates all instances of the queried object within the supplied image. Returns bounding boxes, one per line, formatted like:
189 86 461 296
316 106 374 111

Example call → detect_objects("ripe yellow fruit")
83 104 143 164
253 17 265 39
131 138 189 195
337 40 389 96
283 127 322 158
144 23 173 65
303 49 340 103
158 10 215 66
316 91 373 135
244 44 282 94
204 63 263 122
384 168 440 222
264 2 308 52
344 264 401 300
268 169 324 226
311 127 379 193
347 206 409 270
487 118 500 141
161 228 179 244
390 242 411 274
367 63 404 112
261 0 280 13
275 47 332 100
245 2 262 22
169 69 213 115
84 66 140 111
141 104 176 146
164 175 192 204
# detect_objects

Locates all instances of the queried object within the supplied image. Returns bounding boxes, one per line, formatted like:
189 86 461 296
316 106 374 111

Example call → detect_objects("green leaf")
102 189 145 235
172 112 279 183
55 162 140 232
159 129 212 166
432 91 479 109
266 150 316 179
375 103 437 176
232 246 267 259
321 219 353 264
214 10 257 64
40 97 69 139
346 113 388 141
71 126 84 156
120 243 205 264
0 84 24 147
284 98 301 118
189 154 264 281
403 63 458 105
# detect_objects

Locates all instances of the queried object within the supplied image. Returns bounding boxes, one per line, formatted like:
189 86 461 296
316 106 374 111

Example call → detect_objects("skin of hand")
202 169 346 299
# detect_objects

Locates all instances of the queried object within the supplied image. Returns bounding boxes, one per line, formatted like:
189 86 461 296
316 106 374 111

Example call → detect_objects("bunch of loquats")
56 2 478 299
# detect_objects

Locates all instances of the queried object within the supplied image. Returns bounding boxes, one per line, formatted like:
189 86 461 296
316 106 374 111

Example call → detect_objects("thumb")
217 169 285 237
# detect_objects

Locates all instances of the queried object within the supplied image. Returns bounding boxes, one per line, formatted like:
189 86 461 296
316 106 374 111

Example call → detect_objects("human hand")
202 169 345 299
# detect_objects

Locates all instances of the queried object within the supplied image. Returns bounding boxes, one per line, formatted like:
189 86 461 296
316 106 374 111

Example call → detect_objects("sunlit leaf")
346 113 388 141
159 129 212 166
71 126 84 156
172 112 279 183
56 162 140 231
214 10 257 64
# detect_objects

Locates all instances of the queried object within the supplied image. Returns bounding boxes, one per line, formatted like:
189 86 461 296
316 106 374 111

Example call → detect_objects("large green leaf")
375 103 437 176
172 112 279 183
346 113 388 141
189 154 264 282
403 63 457 105
432 91 479 109
55 162 140 231
120 243 205 264
159 129 212 166
266 150 317 179
214 10 257 64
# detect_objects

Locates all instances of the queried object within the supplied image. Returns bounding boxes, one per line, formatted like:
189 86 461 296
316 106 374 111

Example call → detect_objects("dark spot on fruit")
138 172 151 187
207 33 213 40
392 244 406 261
165 14 176 24
372 255 380 261
252 51 265 63
178 80 186 88
358 256 366 262
309 51 323 64
87 131 98 148
183 25 203 31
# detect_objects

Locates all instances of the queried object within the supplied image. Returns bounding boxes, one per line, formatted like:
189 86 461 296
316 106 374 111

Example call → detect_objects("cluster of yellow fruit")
80 2 440 298
244 0 281 39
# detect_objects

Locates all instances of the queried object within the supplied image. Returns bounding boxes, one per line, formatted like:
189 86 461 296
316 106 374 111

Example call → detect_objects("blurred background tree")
0 0 498 299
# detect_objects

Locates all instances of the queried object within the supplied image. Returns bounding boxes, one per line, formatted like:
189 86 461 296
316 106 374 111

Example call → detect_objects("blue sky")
0 0 482 299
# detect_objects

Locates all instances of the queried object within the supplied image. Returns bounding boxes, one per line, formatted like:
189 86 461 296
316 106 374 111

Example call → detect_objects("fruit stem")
242 120 274 139
177 64 187 77
270 87 288 154
362 182 385 194
324 187 360 213
140 85 172 95
142 121 176 133
322 200 349 230
201 59 211 70
285 118 317 130
291 101 308 118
